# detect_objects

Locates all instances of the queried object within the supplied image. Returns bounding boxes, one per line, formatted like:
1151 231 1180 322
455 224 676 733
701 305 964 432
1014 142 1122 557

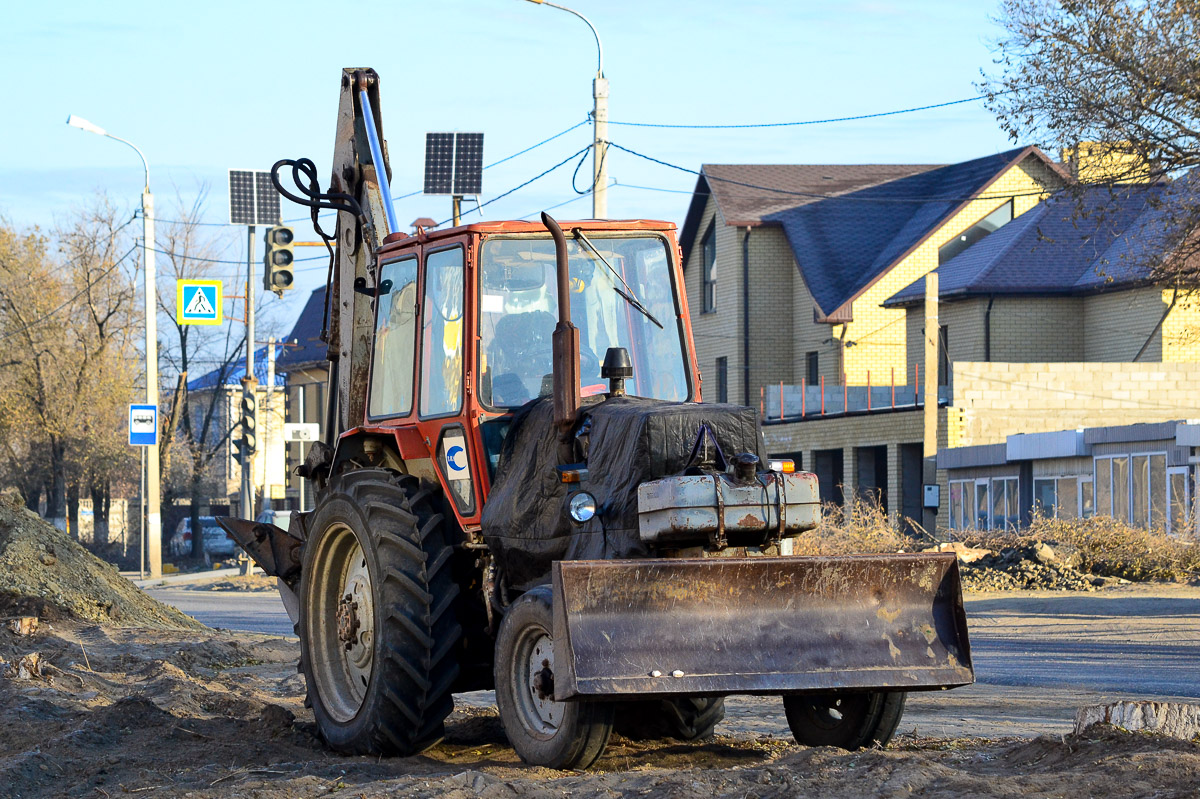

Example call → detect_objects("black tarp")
481 396 765 591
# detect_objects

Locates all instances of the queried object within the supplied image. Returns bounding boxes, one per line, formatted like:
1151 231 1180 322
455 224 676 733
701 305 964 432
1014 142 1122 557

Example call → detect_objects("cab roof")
379 218 677 255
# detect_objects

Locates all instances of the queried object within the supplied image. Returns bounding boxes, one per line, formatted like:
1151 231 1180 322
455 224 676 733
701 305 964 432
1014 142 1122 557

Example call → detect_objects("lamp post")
524 0 608 219
66 115 162 579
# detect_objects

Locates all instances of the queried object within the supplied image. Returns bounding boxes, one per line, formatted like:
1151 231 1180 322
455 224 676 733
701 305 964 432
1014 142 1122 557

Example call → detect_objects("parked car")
255 509 293 531
168 516 237 558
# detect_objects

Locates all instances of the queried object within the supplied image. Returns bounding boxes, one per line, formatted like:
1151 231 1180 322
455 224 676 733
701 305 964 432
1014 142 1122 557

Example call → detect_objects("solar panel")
228 169 282 226
453 133 484 195
424 133 455 195
228 170 255 225
424 132 484 196
255 172 280 225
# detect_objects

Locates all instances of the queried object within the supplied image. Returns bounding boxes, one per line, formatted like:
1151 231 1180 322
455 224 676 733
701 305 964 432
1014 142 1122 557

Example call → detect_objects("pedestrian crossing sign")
177 280 223 325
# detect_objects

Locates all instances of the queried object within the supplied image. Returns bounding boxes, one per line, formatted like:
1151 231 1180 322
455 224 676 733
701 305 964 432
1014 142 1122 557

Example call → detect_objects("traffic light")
263 225 295 295
240 385 257 457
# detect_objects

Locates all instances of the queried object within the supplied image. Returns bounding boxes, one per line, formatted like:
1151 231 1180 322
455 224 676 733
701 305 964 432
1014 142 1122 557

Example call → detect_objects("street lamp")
523 0 608 219
66 114 162 579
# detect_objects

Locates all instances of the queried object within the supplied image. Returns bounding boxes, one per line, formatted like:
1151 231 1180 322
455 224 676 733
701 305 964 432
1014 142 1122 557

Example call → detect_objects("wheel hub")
308 525 376 723
336 596 360 648
524 634 562 730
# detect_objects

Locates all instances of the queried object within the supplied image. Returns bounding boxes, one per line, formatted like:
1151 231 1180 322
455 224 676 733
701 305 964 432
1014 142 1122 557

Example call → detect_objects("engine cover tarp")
481 396 765 591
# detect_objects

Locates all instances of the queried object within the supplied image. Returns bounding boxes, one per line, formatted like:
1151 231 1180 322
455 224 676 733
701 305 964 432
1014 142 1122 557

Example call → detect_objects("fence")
762 373 950 420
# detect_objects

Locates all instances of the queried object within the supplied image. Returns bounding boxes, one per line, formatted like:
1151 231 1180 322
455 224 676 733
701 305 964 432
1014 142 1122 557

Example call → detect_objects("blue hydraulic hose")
358 88 400 235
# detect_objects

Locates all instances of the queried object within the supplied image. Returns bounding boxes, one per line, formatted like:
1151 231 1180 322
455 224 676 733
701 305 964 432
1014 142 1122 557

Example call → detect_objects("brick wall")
1083 287 1166 361
950 361 1200 446
686 196 740 403
745 226 795 406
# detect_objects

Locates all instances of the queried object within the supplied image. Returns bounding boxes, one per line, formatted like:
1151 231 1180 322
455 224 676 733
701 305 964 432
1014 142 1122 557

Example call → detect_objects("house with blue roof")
679 147 1066 527
274 286 330 510
185 342 288 517
680 147 1200 536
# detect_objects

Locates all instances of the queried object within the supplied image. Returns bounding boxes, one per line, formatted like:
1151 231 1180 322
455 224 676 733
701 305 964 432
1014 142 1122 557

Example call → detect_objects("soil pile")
0 498 203 629
3 617 1199 799
958 542 1126 592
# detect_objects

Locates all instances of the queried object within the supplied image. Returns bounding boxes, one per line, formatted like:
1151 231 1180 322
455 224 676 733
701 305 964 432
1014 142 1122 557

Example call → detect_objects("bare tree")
0 203 140 533
154 187 247 560
983 0 1200 283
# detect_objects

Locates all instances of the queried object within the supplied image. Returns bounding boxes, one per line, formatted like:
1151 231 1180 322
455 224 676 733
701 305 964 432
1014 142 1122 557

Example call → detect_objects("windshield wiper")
572 229 664 330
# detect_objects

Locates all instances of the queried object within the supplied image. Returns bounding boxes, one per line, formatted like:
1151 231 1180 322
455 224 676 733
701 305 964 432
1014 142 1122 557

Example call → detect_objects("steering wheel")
511 342 601 384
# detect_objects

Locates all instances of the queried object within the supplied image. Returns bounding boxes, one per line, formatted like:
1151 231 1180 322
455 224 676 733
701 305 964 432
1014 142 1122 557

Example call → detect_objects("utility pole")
240 226 258 575
65 115 162 578
263 335 276 508
524 0 607 218
922 272 940 537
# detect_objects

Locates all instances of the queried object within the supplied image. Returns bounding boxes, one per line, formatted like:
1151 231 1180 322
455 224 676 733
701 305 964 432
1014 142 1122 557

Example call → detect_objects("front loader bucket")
215 516 303 588
550 553 972 701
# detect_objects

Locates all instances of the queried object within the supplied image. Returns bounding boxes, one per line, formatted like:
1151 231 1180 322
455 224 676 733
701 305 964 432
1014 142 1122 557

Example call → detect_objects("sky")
0 0 1022 338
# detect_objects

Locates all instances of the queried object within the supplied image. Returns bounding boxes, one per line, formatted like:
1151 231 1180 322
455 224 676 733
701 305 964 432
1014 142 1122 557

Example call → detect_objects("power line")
608 95 994 129
283 119 591 224
141 244 326 265
434 145 593 227
605 141 1061 205
0 244 139 344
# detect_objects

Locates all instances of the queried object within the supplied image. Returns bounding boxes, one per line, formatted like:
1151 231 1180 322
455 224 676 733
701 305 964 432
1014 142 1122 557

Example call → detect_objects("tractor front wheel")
299 470 461 755
495 586 614 769
783 691 906 750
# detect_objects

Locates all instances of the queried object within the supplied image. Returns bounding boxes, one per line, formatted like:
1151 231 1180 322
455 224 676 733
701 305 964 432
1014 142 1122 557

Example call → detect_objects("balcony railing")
761 376 950 421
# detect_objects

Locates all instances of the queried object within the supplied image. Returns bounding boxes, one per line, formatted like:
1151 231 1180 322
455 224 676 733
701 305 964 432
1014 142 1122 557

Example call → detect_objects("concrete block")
1074 701 1200 741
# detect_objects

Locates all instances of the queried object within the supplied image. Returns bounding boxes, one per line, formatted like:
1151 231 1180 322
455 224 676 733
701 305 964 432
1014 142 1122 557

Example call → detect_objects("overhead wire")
434 145 593 227
607 95 998 129
604 141 1063 205
0 244 139 344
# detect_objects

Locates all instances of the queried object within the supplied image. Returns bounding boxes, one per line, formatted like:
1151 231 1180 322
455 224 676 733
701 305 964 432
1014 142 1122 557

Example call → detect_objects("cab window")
420 246 465 417
368 257 418 418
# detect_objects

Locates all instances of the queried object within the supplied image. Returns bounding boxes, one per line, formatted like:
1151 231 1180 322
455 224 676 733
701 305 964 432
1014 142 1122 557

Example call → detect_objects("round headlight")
568 491 597 523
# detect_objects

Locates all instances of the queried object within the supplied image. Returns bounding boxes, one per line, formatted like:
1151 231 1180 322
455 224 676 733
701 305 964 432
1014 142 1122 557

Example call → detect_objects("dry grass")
959 514 1200 583
790 498 1200 583
789 498 907 555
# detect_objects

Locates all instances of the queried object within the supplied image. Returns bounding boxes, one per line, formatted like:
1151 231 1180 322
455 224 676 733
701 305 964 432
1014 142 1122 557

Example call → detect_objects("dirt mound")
1 611 1198 798
958 542 1126 592
0 499 203 629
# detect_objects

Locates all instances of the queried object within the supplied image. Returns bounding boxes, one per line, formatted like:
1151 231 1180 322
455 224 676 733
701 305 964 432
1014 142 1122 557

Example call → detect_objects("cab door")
417 241 480 522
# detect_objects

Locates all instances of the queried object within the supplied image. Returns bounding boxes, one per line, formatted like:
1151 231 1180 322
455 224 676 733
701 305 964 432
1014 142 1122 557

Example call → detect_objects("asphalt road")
145 585 295 636
147 582 1200 737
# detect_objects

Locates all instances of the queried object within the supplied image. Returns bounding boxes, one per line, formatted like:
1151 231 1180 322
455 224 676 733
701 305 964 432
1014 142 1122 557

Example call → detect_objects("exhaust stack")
543 212 581 442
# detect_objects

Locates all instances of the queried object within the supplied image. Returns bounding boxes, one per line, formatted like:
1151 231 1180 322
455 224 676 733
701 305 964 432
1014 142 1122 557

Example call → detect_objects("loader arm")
325 68 396 441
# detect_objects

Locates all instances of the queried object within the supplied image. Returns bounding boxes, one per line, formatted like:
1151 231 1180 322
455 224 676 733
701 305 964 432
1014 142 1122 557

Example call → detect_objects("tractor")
220 68 972 770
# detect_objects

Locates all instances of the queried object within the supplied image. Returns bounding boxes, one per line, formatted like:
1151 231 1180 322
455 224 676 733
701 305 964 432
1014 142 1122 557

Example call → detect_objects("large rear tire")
495 586 614 769
614 697 725 741
299 469 461 755
783 691 906 750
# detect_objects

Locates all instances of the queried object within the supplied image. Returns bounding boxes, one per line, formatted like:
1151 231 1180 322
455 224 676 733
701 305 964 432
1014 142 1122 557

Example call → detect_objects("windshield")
479 234 690 409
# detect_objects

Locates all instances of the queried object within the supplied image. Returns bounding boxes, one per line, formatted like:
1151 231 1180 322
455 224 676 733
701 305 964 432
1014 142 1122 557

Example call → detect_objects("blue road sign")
129 404 158 447
177 280 223 325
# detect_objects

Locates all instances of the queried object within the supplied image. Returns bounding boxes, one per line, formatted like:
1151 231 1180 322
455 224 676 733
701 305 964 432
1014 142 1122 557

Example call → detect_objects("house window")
938 200 1014 265
1033 476 1081 519
715 357 728 404
701 222 716 312
952 476 1018 530
1168 467 1191 535
949 480 969 530
1094 453 1169 529
992 477 1019 530
806 351 819 385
